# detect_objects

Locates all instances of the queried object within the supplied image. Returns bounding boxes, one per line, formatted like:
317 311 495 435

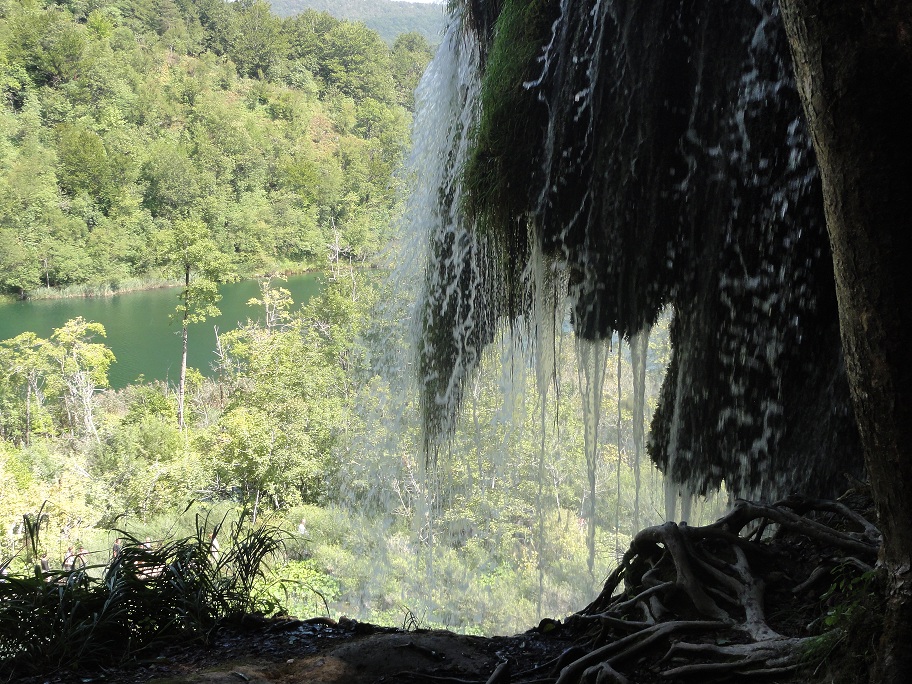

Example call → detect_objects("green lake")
0 274 323 388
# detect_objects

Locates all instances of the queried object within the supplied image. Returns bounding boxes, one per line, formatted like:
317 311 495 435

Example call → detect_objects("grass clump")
0 508 286 679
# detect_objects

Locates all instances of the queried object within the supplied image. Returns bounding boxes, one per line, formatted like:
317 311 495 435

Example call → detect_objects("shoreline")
0 263 325 305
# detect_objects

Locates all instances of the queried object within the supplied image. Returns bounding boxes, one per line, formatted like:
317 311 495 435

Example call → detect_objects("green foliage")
48 317 115 390
206 273 375 509
224 0 288 78
55 122 113 206
273 558 340 616
0 281 682 637
390 31 433 110
91 415 188 521
321 21 396 104
819 563 879 630
0 0 428 297
803 562 885 683
0 0 696 645
156 217 235 321
0 318 114 441
0 510 286 678
268 0 446 47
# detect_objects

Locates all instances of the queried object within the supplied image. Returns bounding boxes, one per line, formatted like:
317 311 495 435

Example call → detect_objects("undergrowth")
0 506 287 679
802 561 885 683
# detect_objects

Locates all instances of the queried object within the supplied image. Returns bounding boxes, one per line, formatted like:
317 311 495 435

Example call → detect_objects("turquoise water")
0 275 323 388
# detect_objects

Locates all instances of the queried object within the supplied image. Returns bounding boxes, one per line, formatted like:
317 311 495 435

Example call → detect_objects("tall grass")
0 508 286 678
23 275 181 301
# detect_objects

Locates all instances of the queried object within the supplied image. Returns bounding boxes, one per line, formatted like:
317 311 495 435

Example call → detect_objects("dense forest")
269 0 446 46
0 0 433 297
0 1 703 652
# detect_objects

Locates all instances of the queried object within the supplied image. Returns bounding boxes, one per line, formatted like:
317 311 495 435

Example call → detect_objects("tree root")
509 494 881 683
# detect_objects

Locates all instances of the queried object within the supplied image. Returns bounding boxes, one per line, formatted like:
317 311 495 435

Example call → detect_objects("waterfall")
414 0 861 501
328 0 863 636
629 329 649 532
574 336 609 577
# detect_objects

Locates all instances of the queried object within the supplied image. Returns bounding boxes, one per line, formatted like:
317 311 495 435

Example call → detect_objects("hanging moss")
419 0 862 497
463 0 554 226
461 0 557 317
417 0 556 447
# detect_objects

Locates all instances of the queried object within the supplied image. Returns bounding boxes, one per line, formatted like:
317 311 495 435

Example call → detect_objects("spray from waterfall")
574 337 608 577
331 4 683 632
323 0 858 636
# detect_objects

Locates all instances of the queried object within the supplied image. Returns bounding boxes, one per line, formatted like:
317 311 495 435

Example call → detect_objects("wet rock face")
418 0 862 497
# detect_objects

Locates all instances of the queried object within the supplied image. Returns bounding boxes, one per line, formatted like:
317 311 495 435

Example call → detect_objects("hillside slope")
269 0 446 44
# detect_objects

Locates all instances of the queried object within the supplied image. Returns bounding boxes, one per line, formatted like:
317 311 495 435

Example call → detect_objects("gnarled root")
511 494 880 683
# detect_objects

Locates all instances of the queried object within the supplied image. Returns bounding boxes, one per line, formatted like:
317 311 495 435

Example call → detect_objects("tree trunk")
178 323 188 429
779 3 912 682
178 265 190 430
25 382 31 446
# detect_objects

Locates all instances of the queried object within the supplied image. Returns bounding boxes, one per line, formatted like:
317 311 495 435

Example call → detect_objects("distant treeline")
0 0 433 296
269 0 446 45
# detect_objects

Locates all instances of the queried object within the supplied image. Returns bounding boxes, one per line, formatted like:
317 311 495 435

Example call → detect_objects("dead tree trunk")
779 3 912 683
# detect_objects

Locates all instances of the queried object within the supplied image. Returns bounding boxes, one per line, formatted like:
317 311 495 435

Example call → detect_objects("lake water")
0 274 323 388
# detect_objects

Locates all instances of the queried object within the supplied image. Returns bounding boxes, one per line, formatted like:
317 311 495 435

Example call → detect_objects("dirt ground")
24 617 575 684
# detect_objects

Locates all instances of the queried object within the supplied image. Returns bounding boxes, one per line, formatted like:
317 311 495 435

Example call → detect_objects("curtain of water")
575 337 610 576
528 242 558 622
359 0 754 633
629 329 650 533
614 341 622 554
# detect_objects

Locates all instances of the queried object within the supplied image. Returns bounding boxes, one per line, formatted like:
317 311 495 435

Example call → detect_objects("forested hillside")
269 0 445 45
0 0 433 296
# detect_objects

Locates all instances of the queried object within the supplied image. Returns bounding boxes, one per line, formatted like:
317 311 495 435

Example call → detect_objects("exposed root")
580 661 631 684
506 494 880 683
486 660 511 684
554 621 728 684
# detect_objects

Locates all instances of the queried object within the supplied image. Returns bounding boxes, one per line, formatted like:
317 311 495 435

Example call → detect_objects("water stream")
410 0 856 504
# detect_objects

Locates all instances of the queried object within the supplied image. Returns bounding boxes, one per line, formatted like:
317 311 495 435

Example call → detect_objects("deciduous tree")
45 317 115 442
155 217 235 428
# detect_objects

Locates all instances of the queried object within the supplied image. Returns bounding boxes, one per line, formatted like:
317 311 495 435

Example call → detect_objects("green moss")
419 1 559 445
463 0 557 264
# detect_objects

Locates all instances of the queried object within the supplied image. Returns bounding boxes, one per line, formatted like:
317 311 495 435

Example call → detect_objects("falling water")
574 336 609 577
330 4 678 632
414 0 858 499
628 330 649 532
330 0 861 635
